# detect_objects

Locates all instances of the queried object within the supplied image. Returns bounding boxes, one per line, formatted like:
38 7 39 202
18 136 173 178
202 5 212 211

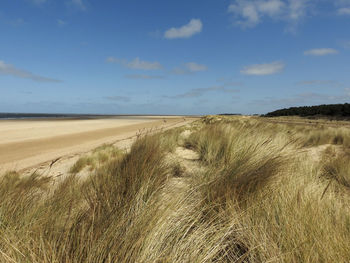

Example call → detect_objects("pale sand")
0 116 196 173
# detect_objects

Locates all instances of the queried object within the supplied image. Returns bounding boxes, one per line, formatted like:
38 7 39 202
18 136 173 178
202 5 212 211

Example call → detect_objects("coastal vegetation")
265 103 350 118
1 116 350 262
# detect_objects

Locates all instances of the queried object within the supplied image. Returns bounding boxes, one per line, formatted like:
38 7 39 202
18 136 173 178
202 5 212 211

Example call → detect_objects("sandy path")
0 117 195 173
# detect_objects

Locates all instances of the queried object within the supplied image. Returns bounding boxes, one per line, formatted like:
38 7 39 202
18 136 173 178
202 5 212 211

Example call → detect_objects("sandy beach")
0 116 194 173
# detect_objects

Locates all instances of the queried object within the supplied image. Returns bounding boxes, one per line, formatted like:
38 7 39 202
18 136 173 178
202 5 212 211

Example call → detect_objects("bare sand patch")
0 117 197 173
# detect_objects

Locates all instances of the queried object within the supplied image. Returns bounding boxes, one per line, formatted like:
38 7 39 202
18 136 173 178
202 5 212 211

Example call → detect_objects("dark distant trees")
264 103 350 117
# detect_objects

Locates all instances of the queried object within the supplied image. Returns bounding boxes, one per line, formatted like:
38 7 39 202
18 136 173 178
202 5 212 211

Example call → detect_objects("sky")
0 0 350 115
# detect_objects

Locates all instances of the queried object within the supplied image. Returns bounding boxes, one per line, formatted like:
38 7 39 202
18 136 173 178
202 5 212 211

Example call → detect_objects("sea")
0 113 177 120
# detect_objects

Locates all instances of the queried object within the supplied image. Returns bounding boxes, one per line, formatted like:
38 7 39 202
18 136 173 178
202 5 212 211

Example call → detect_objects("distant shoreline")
0 113 200 120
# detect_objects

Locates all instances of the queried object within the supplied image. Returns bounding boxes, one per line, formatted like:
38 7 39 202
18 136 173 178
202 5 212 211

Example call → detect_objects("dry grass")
321 147 350 190
1 117 350 262
0 134 172 262
69 144 122 174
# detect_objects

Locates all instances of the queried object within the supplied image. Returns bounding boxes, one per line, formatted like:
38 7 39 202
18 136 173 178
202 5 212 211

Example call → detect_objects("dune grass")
0 134 173 262
1 117 350 262
184 118 350 261
69 144 122 174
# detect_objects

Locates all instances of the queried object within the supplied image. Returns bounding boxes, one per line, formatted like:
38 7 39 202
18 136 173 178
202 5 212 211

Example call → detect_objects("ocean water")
0 113 170 120
0 113 111 120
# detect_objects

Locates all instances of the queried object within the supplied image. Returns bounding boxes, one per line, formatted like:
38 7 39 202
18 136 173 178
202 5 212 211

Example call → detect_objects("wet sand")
0 116 194 173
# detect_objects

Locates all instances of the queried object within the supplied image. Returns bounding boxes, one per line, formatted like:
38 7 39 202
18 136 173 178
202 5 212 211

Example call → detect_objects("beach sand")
0 116 195 173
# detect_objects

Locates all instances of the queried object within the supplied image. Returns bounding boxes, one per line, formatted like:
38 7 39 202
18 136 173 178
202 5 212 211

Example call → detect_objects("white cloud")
288 0 309 20
0 60 61 83
304 48 339 56
240 61 285 75
164 19 202 39
228 0 311 29
185 62 208 72
338 7 350 15
228 0 285 27
106 57 163 70
336 0 350 14
259 0 285 15
228 0 350 30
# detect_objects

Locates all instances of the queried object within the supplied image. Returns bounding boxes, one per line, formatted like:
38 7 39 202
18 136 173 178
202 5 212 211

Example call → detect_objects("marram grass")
1 117 350 262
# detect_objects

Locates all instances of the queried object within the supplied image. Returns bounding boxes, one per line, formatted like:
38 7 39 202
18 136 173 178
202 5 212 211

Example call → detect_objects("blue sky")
0 0 350 115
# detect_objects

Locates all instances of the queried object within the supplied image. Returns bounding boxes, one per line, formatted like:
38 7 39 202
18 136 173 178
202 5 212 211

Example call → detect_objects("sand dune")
0 117 194 173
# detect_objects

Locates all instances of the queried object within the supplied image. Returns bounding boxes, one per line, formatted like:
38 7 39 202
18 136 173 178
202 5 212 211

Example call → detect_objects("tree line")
264 103 350 117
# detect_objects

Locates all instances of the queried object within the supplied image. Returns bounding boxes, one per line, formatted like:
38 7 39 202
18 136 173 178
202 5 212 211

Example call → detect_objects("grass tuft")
1 117 350 262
